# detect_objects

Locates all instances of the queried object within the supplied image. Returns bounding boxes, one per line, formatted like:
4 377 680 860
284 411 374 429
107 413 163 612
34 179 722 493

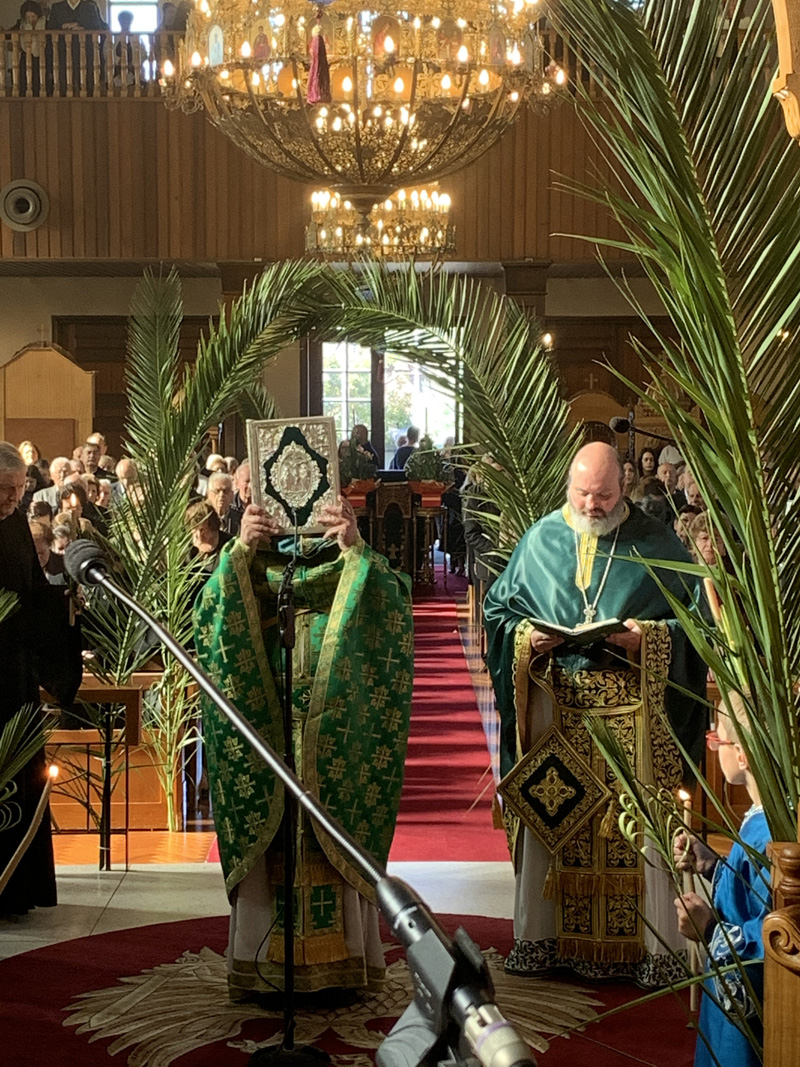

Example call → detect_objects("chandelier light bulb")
457 45 468 63
555 67 566 85
510 90 520 101
383 35 395 54
332 116 343 131
394 77 405 93
384 199 393 210
191 51 202 67
342 76 353 93
274 12 284 25
162 58 174 77
240 40 251 58
441 74 452 90
431 16 441 28
510 45 521 65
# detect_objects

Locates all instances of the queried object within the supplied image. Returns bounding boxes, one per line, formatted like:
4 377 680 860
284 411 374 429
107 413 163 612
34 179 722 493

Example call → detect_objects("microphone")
609 416 632 434
376 878 537 1067
609 416 674 444
64 540 109 586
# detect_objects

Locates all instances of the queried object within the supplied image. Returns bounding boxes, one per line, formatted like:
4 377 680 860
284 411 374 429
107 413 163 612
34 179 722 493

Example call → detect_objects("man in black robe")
0 443 81 916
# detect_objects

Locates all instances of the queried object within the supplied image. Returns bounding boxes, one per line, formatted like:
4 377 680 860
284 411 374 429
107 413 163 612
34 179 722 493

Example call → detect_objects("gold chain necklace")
573 524 621 626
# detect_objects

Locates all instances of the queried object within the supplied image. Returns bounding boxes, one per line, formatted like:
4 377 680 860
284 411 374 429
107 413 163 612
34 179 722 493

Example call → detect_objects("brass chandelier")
162 0 563 205
305 185 456 258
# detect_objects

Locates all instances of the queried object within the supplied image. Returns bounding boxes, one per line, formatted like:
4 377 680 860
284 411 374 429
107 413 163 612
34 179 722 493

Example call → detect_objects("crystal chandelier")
306 185 456 258
162 0 563 205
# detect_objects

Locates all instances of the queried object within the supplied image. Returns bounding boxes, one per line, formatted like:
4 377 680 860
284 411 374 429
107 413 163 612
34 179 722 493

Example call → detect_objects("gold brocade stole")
513 621 682 965
262 609 350 970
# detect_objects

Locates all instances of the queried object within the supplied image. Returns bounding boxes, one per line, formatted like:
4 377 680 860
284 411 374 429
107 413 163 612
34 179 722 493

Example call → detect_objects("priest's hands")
530 630 564 654
320 496 360 551
606 618 642 651
674 892 715 943
239 504 282 548
674 830 718 879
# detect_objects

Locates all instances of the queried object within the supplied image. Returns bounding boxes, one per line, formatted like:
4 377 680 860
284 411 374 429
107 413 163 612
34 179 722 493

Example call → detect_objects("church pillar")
501 261 550 321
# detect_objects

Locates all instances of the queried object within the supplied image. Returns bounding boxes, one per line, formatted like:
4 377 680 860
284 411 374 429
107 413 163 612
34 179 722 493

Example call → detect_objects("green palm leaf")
320 262 578 551
551 0 800 842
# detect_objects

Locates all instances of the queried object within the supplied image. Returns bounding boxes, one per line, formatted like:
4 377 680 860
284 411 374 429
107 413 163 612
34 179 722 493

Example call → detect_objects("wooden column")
764 842 800 1065
502 261 550 321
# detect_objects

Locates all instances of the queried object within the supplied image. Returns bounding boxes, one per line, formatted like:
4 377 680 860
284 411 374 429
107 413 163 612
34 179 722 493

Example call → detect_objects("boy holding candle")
673 691 771 1067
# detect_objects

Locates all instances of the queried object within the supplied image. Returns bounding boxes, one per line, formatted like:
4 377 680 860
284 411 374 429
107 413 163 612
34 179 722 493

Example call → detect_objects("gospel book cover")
246 417 340 534
529 617 625 647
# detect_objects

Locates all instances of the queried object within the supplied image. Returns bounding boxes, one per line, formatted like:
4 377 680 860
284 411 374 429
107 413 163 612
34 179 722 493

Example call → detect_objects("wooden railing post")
764 842 800 1066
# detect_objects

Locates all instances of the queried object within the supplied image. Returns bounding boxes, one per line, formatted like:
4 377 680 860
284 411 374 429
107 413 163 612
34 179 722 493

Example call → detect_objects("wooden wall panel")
0 97 628 265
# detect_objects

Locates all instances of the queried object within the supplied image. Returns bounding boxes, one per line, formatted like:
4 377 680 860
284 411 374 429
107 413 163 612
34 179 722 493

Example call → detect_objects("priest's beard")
568 497 627 537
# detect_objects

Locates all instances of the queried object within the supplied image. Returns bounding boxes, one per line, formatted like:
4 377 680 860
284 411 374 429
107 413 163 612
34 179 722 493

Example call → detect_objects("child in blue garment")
674 692 771 1067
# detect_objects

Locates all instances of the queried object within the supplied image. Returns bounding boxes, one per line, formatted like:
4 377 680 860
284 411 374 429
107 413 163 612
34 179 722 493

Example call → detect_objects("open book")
530 617 626 648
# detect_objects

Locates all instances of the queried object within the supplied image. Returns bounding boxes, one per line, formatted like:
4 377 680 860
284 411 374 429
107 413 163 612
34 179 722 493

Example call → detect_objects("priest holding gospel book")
484 442 706 987
193 491 413 1001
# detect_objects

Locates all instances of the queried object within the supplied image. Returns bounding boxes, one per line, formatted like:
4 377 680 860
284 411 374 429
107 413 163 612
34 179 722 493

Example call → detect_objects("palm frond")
0 705 50 796
319 262 578 550
552 0 800 842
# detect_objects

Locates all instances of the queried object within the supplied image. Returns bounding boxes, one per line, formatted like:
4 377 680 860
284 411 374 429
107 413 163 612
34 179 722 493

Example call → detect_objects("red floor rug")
209 576 508 864
388 580 508 862
0 913 696 1067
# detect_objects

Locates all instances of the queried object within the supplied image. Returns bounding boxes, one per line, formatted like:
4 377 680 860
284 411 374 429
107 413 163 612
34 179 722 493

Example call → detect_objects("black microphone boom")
73 544 537 1067
609 417 674 444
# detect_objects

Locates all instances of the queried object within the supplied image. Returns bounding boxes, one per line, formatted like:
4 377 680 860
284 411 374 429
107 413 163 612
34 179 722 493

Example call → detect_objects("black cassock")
0 511 81 915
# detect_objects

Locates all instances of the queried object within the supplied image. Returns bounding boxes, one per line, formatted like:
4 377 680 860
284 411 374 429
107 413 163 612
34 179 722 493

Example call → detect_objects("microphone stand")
256 518 329 1067
70 548 537 1067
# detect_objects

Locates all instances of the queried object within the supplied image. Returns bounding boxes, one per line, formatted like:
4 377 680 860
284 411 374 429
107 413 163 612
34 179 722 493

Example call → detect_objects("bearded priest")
484 441 706 987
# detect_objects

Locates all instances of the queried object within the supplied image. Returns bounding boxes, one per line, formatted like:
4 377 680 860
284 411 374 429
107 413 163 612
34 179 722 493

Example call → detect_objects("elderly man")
111 458 139 504
0 443 81 915
32 456 71 510
484 442 706 986
206 471 240 535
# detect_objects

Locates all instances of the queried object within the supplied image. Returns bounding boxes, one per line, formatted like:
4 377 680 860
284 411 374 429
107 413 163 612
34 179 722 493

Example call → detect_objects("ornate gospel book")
246 416 340 534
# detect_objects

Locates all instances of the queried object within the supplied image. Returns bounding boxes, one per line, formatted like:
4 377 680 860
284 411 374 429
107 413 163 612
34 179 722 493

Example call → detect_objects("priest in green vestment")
193 496 413 1000
484 442 706 987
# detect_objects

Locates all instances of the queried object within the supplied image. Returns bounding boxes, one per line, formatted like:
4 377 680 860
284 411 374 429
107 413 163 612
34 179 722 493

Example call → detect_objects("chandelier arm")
413 73 522 182
289 54 350 180
352 56 366 186
374 58 419 186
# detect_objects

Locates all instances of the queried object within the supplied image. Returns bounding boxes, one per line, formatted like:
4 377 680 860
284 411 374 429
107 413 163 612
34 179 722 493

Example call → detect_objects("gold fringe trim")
492 792 505 830
554 870 645 897
599 797 617 840
557 936 646 965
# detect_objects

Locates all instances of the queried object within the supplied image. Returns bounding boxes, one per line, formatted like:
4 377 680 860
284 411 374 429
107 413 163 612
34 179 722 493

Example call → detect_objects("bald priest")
484 442 706 987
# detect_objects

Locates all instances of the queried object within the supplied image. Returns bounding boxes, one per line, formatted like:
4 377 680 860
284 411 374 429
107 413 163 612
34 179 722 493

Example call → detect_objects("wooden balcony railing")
1 26 601 101
1 30 179 98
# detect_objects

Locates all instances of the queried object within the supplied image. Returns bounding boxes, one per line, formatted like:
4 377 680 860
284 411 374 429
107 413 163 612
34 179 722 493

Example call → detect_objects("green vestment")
194 536 413 994
484 504 706 983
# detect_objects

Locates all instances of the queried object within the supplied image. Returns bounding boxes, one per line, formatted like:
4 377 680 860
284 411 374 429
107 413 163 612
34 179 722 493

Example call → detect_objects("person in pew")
674 691 770 1067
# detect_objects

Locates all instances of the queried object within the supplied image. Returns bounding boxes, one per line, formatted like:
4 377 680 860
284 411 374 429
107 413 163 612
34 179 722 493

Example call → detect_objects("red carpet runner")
388 582 508 861
208 578 509 864
0 914 695 1067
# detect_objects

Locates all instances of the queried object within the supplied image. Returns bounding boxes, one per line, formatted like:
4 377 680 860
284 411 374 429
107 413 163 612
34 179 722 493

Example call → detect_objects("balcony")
2 29 175 99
